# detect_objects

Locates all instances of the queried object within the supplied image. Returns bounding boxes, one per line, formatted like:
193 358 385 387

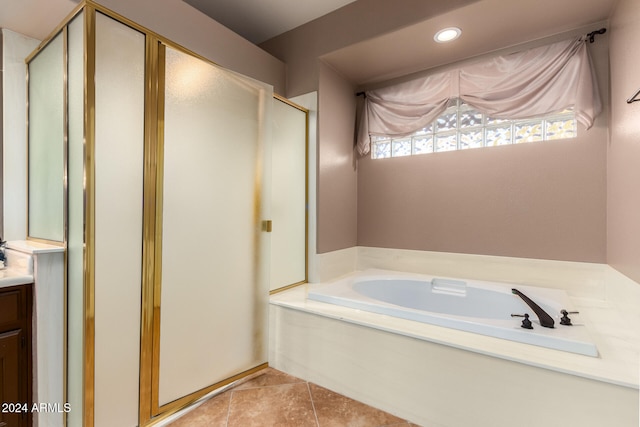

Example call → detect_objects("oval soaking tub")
307 270 598 357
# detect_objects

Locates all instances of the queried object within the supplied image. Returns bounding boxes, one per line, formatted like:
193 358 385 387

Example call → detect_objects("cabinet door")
0 329 24 427
0 289 22 332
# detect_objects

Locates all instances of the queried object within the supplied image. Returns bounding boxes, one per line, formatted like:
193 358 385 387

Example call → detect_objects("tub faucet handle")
560 309 579 326
511 313 533 329
511 288 555 328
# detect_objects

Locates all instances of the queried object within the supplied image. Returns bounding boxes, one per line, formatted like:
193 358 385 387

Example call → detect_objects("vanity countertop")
0 267 34 289
0 240 60 289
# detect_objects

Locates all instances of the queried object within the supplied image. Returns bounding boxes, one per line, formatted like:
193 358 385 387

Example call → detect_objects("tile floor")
167 368 421 427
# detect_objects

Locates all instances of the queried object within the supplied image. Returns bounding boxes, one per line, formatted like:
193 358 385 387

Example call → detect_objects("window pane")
369 97 576 160
485 115 510 125
371 135 390 142
514 121 543 143
485 125 512 146
413 136 433 154
436 111 457 132
415 125 433 134
545 118 576 140
459 129 483 149
460 108 482 128
372 141 391 159
392 138 412 157
435 132 457 152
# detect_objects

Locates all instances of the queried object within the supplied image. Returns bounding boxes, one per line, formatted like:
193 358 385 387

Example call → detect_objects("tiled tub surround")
270 247 639 427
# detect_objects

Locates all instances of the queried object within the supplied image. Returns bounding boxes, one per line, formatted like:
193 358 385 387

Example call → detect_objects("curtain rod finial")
627 87 640 104
586 28 606 43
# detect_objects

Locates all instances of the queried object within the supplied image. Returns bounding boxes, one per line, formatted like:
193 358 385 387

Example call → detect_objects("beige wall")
317 62 358 253
357 38 609 263
607 0 640 282
98 0 286 93
357 126 607 262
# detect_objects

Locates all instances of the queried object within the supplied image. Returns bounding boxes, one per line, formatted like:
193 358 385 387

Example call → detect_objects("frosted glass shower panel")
28 33 64 242
93 13 146 426
270 98 307 290
158 47 271 406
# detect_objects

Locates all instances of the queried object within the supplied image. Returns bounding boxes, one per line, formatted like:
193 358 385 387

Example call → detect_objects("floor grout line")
305 381 321 427
225 390 233 427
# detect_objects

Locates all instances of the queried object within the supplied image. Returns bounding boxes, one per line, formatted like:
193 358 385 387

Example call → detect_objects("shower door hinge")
262 220 273 232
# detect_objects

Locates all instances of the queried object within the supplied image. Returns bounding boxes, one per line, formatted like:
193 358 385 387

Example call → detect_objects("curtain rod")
586 28 606 43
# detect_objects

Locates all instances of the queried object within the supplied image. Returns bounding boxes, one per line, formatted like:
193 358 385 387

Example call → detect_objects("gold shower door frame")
25 2 270 426
140 37 270 425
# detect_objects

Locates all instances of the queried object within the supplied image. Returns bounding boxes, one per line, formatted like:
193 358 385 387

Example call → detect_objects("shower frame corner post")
61 25 70 427
138 34 165 427
82 4 97 427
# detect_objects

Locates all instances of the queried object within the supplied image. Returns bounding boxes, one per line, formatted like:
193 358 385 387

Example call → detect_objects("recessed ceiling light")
434 27 462 43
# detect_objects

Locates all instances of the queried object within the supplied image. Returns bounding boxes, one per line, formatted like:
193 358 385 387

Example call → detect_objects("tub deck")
271 270 638 389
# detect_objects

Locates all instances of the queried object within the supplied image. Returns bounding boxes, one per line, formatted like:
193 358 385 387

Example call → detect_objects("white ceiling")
184 0 358 44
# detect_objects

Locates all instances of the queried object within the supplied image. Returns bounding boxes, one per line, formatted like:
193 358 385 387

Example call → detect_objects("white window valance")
356 36 602 155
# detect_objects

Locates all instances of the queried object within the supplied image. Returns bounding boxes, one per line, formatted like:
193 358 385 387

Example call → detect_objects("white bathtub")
307 270 598 357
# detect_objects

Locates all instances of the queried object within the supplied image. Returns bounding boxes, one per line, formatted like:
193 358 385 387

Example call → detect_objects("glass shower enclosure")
26 2 272 426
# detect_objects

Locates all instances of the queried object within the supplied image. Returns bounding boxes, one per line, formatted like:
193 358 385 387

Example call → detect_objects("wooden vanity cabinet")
0 284 33 427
